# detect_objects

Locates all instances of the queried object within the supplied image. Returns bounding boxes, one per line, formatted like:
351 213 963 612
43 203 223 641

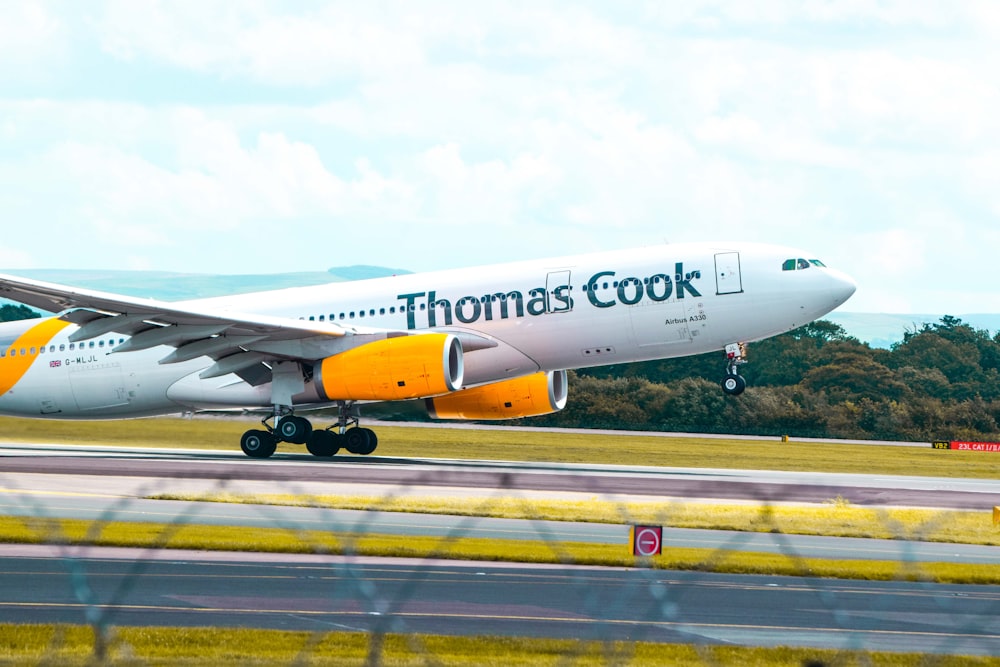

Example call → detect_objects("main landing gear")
239 401 378 459
721 342 748 396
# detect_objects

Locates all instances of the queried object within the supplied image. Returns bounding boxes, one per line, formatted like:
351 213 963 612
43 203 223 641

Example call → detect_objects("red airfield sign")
631 525 663 556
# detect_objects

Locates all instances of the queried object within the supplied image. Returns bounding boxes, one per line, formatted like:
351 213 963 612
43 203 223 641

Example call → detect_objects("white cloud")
96 1 428 86
1 1 998 314
415 142 560 227
0 2 65 70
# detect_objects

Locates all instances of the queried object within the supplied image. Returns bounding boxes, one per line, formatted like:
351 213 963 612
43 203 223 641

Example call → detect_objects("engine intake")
315 333 463 401
426 370 568 420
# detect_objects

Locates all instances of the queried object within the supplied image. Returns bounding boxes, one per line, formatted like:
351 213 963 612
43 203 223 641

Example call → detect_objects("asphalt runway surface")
0 442 996 509
1 480 998 565
1 441 998 656
1 545 998 656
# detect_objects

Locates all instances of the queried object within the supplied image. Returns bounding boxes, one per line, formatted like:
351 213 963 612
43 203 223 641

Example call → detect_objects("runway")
1 545 998 656
0 442 996 509
1 480 998 565
1 441 998 657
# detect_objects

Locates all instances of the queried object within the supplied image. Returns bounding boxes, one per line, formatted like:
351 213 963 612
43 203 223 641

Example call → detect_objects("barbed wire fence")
1 464 998 666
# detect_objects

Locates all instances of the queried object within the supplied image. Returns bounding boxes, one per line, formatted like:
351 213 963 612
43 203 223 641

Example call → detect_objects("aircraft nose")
827 268 857 307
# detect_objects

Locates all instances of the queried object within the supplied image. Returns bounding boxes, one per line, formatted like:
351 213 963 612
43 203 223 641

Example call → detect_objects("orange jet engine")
426 370 567 420
315 333 463 401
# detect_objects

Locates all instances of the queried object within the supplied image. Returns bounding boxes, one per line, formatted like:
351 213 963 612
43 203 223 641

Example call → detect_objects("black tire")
343 428 378 455
241 429 277 458
357 428 378 455
277 416 312 444
306 430 340 457
721 374 747 396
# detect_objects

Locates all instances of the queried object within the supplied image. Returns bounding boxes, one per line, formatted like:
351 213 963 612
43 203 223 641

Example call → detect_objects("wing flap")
200 352 272 379
68 313 155 341
114 324 231 353
158 335 269 364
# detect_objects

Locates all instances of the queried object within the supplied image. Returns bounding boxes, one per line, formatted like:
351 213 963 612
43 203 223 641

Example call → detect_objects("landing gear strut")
238 401 379 459
721 342 748 396
324 401 378 456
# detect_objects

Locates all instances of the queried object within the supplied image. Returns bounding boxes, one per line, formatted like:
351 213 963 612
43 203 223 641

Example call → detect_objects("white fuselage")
0 242 855 419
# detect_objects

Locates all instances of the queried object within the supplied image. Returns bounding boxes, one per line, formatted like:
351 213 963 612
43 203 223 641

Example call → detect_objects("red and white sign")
632 525 663 556
951 441 1000 452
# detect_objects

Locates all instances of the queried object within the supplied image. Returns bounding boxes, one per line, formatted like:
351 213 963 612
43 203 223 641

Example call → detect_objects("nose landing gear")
721 342 748 396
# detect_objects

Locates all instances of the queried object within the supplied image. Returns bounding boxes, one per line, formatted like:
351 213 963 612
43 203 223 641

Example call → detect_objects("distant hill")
827 312 1000 348
0 265 411 303
1 267 995 346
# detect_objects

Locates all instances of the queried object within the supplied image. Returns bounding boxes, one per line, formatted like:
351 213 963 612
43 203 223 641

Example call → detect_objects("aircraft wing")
0 272 391 384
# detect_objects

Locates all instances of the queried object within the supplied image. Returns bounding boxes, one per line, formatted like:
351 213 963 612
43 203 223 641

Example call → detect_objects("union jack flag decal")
49 360 61 368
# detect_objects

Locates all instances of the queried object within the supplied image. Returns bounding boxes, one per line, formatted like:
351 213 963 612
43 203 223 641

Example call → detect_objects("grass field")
4 515 998 584
147 492 1000 546
4 625 997 666
2 415 998 479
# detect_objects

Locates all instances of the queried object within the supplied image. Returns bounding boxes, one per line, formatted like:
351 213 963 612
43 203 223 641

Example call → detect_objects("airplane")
0 243 855 459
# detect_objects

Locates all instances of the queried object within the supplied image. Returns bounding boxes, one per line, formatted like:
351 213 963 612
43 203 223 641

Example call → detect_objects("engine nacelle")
425 370 568 420
315 333 463 401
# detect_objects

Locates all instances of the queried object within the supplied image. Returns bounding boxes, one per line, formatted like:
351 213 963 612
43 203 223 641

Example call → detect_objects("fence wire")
0 459 998 666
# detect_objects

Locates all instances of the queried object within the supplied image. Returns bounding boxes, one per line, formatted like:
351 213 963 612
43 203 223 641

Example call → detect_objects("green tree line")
534 316 1000 442
0 305 39 322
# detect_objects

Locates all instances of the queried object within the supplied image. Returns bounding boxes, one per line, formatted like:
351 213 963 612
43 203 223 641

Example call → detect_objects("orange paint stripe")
0 318 72 395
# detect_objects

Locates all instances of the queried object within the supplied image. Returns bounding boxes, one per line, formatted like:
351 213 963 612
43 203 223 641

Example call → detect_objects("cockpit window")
783 258 828 271
783 258 814 271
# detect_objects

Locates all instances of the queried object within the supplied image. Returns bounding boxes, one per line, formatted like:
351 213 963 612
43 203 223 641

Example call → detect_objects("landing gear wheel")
721 374 747 396
306 430 340 457
277 416 312 444
241 429 277 458
359 428 377 454
344 428 378 455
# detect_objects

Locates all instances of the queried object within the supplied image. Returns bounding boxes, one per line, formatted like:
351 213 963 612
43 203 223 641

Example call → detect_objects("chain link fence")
1 457 998 665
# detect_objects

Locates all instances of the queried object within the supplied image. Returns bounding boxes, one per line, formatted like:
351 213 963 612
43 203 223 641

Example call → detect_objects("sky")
1 1 999 314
